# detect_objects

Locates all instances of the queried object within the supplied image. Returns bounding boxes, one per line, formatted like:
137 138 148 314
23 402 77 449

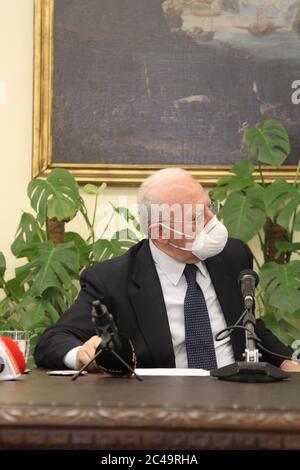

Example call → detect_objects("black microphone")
72 300 140 381
91 300 122 352
238 269 259 310
90 300 142 381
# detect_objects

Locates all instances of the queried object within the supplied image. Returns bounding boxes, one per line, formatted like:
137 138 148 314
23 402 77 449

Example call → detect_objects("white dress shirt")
64 345 80 370
64 240 235 370
149 240 235 368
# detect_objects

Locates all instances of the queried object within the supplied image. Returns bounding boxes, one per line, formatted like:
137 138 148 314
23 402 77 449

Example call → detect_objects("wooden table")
0 369 300 450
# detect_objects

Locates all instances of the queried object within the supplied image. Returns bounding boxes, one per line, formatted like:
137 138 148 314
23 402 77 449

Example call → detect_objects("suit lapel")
129 240 175 367
205 253 245 360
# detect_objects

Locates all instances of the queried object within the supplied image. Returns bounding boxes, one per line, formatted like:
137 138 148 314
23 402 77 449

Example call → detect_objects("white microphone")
0 336 26 381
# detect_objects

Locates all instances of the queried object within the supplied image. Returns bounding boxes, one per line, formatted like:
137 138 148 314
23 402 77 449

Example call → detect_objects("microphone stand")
72 301 142 382
211 299 290 383
243 301 260 364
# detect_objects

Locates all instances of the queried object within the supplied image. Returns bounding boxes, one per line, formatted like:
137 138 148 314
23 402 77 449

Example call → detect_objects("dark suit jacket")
34 238 292 369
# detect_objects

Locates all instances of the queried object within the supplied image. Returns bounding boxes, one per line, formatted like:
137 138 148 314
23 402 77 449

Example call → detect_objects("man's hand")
76 336 102 370
280 359 300 372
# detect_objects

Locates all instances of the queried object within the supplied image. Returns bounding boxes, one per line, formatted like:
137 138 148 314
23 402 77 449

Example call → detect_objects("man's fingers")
77 353 96 370
84 342 97 358
76 336 102 369
76 350 92 369
90 336 102 348
88 335 102 350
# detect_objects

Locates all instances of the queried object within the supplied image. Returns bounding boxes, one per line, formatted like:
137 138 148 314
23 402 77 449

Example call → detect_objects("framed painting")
33 0 300 185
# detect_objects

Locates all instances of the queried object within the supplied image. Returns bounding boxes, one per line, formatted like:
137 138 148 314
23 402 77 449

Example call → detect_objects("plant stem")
90 193 99 245
79 198 94 243
45 217 50 242
257 231 265 255
2 283 19 303
98 207 115 240
290 160 300 244
256 290 265 317
290 208 297 244
252 252 261 271
293 159 300 188
258 163 266 187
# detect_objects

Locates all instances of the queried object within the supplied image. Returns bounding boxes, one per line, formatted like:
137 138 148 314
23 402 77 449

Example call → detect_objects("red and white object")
0 336 26 380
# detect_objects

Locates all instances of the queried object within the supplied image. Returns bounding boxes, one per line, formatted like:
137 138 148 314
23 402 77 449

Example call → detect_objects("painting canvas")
35 0 300 183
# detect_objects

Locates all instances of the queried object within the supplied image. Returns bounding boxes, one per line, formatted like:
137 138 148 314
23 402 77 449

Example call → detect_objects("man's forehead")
155 179 203 200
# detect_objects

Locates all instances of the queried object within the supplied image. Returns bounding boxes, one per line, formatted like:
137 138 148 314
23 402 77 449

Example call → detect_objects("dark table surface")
0 369 300 450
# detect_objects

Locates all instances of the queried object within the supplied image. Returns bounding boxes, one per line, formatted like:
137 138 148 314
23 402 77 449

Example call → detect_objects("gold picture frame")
33 0 298 186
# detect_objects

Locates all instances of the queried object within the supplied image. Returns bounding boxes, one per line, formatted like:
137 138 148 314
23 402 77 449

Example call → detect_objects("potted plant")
211 120 300 346
0 169 141 366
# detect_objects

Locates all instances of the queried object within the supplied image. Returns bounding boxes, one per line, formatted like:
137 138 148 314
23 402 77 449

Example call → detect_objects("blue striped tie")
184 264 217 370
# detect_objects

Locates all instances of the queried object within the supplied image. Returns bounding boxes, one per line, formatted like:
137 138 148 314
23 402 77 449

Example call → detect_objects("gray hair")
137 168 194 236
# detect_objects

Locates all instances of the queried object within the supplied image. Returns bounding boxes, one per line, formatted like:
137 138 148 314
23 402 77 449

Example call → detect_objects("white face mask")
163 215 228 260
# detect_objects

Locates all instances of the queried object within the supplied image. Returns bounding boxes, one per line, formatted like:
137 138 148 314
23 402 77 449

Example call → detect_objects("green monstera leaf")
221 191 266 242
0 251 6 289
27 169 81 223
263 179 300 229
92 239 135 263
262 313 300 346
64 232 91 268
275 241 300 257
210 160 255 201
260 261 300 315
83 182 107 195
15 241 80 296
0 252 6 280
11 212 45 257
16 296 59 330
245 120 290 166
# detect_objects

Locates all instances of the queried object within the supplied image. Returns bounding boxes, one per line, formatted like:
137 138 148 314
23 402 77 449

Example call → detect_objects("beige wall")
0 0 33 278
0 0 138 279
0 0 296 282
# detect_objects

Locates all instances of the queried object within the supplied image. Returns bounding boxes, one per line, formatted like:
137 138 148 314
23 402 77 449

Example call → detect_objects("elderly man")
34 168 299 373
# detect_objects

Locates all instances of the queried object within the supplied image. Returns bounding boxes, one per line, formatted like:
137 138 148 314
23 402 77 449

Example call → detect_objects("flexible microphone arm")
72 300 142 382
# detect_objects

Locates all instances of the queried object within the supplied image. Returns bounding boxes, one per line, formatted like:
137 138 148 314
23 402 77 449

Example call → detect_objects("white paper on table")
135 368 210 377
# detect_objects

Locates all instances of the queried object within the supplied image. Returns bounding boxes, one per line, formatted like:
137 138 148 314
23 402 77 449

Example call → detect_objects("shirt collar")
149 239 207 286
